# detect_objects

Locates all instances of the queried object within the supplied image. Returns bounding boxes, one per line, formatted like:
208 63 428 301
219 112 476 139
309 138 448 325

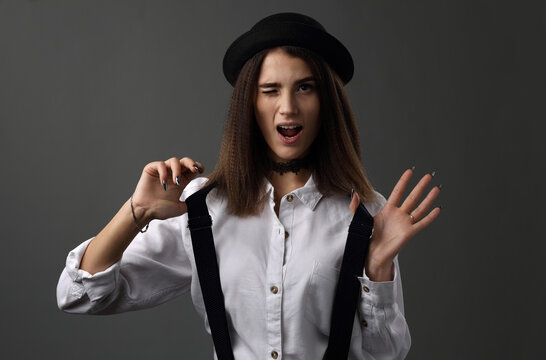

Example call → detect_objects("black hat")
223 12 354 86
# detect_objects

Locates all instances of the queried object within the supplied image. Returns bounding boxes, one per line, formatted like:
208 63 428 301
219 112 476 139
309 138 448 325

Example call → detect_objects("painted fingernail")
163 180 167 191
351 188 355 199
193 164 202 173
411 165 415 171
176 176 181 186
431 170 436 177
438 184 443 190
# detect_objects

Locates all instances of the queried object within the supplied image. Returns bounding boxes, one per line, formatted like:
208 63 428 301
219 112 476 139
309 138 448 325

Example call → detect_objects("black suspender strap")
185 181 235 360
323 202 374 360
186 184 373 360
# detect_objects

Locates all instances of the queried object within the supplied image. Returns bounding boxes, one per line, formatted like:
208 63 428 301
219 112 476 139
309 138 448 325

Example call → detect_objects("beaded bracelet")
130 195 149 233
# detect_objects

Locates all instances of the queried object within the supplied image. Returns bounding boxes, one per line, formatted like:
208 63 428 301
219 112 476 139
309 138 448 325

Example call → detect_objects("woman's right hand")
131 157 204 225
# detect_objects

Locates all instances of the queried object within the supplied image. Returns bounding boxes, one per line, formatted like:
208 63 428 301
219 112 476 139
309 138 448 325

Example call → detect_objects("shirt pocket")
304 260 360 338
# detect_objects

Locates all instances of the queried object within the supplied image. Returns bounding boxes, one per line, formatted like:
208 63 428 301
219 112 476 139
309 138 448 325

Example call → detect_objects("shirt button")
271 350 279 359
270 286 279 294
286 194 294 202
361 319 368 327
362 285 370 293
284 231 289 239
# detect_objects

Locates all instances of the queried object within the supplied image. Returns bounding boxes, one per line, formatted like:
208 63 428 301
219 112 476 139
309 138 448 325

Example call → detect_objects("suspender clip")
187 215 213 231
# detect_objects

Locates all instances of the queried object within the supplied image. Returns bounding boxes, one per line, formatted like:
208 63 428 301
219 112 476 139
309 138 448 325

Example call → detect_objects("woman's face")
254 48 320 162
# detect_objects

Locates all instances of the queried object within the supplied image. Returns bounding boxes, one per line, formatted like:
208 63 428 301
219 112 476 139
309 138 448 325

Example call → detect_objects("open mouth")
277 125 303 141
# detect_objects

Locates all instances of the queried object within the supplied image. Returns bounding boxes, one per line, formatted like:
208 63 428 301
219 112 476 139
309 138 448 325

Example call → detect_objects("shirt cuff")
65 238 120 302
357 263 398 306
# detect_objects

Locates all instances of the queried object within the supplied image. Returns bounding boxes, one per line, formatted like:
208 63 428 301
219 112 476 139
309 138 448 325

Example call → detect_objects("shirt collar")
264 174 324 211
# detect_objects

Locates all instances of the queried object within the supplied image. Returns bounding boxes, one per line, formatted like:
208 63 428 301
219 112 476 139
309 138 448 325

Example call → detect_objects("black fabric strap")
185 181 235 360
323 203 374 359
186 184 373 360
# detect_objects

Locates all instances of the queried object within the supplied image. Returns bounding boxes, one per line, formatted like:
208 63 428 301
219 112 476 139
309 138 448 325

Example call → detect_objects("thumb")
349 190 360 215
177 201 188 215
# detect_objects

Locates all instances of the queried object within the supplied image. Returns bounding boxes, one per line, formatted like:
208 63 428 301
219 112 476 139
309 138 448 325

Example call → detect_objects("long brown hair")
206 46 377 216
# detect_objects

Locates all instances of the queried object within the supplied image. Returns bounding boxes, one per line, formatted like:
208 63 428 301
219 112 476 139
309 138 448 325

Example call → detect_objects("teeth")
278 125 300 129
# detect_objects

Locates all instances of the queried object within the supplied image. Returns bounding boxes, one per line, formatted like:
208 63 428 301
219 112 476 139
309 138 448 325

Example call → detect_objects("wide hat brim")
223 13 354 86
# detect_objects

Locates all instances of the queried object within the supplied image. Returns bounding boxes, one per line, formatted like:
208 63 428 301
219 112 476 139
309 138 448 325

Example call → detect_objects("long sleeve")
56 176 413 359
357 256 411 359
56 215 193 315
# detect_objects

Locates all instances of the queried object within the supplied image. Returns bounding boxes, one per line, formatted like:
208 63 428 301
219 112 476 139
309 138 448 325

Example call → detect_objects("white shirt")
57 175 411 359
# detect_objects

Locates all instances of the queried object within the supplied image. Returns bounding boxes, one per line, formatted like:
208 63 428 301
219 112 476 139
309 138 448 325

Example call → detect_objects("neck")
268 167 312 212
269 167 312 190
266 153 314 215
270 158 311 175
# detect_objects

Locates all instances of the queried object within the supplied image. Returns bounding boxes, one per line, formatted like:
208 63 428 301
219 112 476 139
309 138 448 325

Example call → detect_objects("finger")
400 173 433 213
193 161 205 174
154 161 169 189
165 157 182 186
349 191 360 215
386 169 413 207
412 207 441 234
180 157 203 174
411 185 441 221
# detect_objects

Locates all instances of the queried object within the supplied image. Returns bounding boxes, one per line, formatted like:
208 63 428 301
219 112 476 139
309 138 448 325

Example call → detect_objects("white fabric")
57 175 411 359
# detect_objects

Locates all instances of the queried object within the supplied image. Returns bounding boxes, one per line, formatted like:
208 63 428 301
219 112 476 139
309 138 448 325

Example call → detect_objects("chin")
270 149 307 162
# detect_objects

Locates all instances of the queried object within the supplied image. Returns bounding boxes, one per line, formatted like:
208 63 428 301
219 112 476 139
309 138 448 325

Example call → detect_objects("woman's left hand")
350 168 441 282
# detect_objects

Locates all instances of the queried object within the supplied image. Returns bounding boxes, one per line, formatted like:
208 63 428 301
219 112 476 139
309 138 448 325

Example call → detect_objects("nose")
279 91 298 116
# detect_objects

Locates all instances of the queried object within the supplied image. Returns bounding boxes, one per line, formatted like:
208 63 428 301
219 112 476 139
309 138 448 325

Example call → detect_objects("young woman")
57 13 440 359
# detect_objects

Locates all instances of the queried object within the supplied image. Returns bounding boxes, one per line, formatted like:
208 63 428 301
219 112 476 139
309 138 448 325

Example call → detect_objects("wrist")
129 196 152 232
365 258 394 282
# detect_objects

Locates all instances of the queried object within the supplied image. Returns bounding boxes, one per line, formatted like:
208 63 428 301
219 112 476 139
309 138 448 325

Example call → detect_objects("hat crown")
223 12 353 86
251 12 326 32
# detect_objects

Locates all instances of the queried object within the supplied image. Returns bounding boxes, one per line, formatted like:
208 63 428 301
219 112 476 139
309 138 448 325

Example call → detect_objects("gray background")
1 0 544 359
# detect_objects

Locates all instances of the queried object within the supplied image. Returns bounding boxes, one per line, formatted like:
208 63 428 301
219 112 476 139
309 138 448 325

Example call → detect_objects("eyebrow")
258 76 317 88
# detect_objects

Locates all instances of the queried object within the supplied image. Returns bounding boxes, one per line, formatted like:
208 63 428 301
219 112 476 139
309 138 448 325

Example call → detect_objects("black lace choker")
271 158 311 175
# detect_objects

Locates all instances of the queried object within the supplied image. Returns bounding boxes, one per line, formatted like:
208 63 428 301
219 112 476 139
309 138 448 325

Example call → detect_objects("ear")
349 191 360 215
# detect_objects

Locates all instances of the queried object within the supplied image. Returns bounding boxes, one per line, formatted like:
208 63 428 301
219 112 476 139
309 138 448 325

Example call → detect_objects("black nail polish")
176 176 181 186
351 188 354 199
431 170 436 177
438 184 443 190
411 165 415 171
193 165 200 172
163 180 167 191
